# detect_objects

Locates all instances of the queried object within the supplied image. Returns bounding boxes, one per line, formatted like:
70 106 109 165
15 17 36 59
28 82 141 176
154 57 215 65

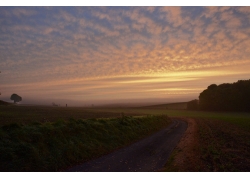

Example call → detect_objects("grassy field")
94 107 250 171
0 105 141 126
0 105 171 171
1 104 250 171
142 102 187 110
94 107 250 130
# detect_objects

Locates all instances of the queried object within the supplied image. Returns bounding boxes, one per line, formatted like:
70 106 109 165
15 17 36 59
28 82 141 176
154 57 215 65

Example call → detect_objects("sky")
1 4 250 106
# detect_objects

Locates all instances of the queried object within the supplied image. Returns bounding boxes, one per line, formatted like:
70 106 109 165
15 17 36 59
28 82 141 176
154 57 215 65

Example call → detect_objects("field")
0 105 136 126
0 105 171 171
93 107 250 171
1 104 250 171
94 107 250 130
142 102 187 110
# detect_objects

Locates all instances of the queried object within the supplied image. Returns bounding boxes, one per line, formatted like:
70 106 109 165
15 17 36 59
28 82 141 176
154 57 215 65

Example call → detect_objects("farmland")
92 106 250 171
142 102 188 110
1 104 250 171
0 105 131 126
0 105 171 171
95 106 250 130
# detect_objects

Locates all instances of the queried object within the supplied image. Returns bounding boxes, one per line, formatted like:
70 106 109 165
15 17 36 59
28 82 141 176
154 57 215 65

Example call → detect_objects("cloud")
160 6 183 27
237 6 250 13
5 61 250 103
1 7 250 104
202 6 220 18
0 7 37 18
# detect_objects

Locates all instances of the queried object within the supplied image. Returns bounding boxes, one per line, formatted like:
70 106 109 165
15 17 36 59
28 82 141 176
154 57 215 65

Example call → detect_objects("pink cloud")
226 17 242 28
203 6 220 18
161 7 183 27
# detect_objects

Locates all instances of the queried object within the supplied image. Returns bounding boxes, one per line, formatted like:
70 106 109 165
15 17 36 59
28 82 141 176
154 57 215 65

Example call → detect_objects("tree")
10 94 22 104
187 99 199 110
199 79 250 112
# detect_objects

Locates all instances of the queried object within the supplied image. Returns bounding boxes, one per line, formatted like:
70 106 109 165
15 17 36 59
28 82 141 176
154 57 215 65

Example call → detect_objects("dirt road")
66 118 187 172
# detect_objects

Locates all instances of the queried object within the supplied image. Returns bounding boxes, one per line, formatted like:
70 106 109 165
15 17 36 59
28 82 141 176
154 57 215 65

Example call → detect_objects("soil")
165 118 202 171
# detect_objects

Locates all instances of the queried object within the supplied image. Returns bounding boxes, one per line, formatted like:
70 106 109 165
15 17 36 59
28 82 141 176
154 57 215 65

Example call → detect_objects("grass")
1 105 250 171
0 100 11 106
0 113 171 171
94 107 250 130
0 105 139 126
143 102 187 110
95 107 250 171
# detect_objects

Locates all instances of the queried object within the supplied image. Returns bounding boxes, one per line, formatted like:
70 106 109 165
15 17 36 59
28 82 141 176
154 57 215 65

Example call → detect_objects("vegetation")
94 107 250 171
94 107 250 130
0 100 11 106
0 105 135 126
0 114 171 171
199 79 250 112
1 77 250 172
10 94 22 104
165 102 187 110
141 102 187 110
187 99 199 110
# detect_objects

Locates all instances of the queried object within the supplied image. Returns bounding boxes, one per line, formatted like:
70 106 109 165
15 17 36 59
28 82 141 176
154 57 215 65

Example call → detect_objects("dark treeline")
199 79 250 112
187 99 199 110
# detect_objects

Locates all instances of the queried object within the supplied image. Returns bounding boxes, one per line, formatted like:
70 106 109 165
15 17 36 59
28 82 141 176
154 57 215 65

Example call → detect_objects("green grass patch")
0 115 171 171
94 108 250 130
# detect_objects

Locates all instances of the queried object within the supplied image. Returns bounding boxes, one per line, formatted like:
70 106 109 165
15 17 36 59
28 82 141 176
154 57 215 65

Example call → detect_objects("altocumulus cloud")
0 6 250 104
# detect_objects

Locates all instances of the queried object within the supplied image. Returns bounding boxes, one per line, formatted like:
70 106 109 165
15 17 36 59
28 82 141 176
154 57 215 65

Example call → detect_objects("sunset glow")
1 5 250 106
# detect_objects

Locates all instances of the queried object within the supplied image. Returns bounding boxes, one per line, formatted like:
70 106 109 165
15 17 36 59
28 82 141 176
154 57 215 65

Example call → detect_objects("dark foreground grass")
0 115 171 171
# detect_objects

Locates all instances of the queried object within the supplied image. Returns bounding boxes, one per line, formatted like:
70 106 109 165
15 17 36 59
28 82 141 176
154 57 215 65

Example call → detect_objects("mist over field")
1 95 193 107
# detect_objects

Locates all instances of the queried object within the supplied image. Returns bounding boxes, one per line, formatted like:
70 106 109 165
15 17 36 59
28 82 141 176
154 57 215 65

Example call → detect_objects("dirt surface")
65 118 187 172
165 118 202 171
